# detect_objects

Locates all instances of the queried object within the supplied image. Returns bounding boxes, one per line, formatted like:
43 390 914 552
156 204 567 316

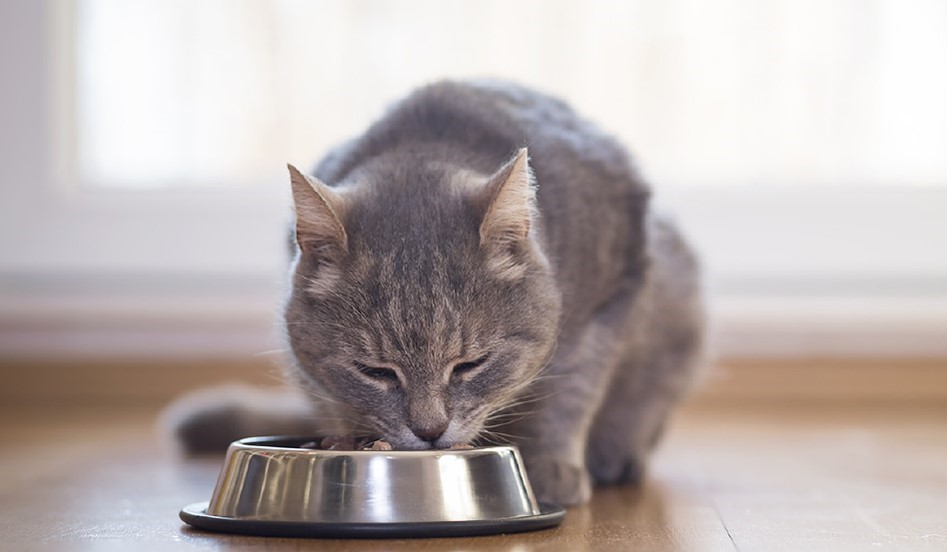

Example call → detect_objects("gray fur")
164 80 703 506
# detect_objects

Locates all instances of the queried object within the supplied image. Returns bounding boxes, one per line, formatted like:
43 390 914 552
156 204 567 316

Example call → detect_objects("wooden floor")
1 402 945 551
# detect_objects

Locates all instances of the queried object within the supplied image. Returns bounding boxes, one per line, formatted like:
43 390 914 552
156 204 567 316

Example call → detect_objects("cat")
164 80 703 506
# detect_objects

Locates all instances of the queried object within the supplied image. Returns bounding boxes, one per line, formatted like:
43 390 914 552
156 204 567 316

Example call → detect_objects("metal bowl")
180 436 565 538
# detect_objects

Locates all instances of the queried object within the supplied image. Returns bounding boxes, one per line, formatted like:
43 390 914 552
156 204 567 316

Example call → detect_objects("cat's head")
283 149 561 449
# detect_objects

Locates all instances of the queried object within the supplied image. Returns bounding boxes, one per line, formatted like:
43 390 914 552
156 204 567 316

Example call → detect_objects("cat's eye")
354 362 399 383
452 355 489 378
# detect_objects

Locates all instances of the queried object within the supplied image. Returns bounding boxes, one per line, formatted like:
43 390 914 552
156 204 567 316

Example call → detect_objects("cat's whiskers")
481 413 533 430
475 426 530 445
481 357 568 416
494 387 564 413
482 411 535 426
486 430 526 442
258 368 293 388
490 384 556 414
479 381 574 431
300 384 343 406
252 348 289 359
290 369 344 405
283 367 383 435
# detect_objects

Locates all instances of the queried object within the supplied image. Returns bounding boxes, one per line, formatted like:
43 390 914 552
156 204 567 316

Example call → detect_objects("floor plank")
0 403 944 550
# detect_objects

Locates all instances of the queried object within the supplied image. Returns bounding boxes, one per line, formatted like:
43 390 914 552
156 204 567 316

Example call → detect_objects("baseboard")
688 357 947 406
2 356 945 409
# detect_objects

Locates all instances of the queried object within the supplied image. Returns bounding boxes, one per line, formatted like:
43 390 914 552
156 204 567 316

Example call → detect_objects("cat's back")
315 80 651 322
316 80 644 193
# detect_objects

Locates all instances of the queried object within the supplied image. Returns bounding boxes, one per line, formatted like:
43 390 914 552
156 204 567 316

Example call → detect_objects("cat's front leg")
511 368 608 506
520 452 592 507
505 293 637 506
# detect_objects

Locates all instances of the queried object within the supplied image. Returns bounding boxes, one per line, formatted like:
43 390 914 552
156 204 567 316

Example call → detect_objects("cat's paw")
526 458 592 506
586 450 646 486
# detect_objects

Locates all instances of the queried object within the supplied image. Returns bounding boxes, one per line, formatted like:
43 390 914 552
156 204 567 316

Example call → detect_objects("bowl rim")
229 435 522 457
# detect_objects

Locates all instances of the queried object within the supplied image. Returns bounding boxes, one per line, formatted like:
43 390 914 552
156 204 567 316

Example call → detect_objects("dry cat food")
298 436 473 451
364 439 394 451
298 436 392 451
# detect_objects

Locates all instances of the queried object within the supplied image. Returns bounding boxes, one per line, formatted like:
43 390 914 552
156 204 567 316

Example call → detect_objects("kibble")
296 436 473 451
363 439 393 451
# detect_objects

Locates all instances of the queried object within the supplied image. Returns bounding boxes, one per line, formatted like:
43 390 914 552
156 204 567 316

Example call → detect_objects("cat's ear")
288 164 348 257
478 148 538 279
479 148 537 245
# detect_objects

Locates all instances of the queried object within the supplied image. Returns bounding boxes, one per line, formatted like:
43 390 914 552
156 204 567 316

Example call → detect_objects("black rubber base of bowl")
180 501 565 539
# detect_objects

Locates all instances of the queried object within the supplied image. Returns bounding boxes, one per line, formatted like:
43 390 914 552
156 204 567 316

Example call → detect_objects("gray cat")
165 80 703 506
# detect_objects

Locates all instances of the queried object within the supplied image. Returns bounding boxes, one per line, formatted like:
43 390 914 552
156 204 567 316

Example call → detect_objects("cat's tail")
158 384 320 454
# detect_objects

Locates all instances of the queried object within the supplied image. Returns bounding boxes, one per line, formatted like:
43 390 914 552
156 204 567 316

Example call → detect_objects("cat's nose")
412 421 449 443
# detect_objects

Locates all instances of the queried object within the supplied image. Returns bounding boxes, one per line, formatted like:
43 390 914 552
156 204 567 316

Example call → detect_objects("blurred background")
2 0 946 408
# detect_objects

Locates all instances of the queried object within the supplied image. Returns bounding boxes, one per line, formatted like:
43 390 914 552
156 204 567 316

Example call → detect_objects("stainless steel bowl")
180 436 565 538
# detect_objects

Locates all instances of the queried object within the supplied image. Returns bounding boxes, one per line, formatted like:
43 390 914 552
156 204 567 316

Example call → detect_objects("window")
2 0 945 357
76 0 947 190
